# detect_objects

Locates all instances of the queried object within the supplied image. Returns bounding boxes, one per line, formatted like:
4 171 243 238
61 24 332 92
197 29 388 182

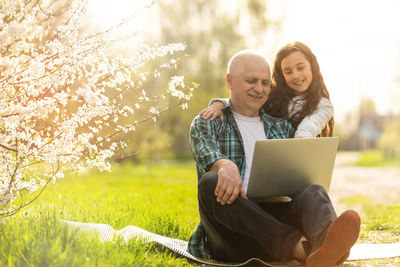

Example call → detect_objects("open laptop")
246 137 339 202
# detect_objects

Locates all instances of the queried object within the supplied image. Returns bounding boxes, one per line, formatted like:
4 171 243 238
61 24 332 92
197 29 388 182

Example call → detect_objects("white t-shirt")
232 111 266 193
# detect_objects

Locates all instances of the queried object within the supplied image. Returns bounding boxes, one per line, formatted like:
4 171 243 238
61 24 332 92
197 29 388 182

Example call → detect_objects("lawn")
0 161 199 267
1 160 399 266
357 150 400 167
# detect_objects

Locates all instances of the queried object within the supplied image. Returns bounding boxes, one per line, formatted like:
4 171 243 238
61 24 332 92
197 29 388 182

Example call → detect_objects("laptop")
246 137 339 202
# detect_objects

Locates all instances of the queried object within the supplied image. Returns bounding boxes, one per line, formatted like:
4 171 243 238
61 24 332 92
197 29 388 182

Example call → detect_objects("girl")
200 42 334 138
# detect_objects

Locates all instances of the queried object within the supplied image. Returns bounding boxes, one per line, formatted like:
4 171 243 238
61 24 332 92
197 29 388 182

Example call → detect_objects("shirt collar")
224 98 274 126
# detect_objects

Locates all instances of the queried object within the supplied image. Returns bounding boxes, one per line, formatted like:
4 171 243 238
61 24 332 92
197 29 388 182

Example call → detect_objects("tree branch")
0 143 17 152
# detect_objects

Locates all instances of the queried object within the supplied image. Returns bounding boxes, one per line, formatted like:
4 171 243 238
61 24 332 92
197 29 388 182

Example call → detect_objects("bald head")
227 50 271 77
225 49 272 117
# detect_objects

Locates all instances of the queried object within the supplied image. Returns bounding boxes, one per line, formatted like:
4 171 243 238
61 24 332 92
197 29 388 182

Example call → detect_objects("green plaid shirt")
187 102 294 259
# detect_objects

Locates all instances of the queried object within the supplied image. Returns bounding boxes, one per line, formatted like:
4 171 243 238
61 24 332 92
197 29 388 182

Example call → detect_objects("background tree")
113 0 281 160
358 97 377 115
0 0 196 216
377 40 400 160
378 119 400 160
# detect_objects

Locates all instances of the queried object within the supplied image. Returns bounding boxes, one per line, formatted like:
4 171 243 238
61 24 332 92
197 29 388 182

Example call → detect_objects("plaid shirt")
187 102 294 259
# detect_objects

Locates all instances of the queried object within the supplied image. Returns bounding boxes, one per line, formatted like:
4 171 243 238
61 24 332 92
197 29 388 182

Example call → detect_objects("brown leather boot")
306 210 360 267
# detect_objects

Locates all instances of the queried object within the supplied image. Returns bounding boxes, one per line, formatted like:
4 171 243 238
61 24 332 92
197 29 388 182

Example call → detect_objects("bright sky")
88 0 400 122
279 0 400 121
86 1 146 28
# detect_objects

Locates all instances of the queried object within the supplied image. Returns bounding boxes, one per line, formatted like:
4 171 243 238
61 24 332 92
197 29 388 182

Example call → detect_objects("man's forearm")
189 116 228 176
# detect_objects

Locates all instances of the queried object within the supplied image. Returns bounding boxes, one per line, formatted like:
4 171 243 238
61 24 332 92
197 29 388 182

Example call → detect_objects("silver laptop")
247 137 338 202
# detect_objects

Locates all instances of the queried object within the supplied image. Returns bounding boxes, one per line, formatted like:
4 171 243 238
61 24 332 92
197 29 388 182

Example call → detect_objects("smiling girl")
200 42 334 138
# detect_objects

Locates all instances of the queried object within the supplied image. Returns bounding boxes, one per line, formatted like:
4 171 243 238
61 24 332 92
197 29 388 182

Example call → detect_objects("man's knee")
306 184 326 194
299 184 332 205
295 184 329 201
198 170 218 198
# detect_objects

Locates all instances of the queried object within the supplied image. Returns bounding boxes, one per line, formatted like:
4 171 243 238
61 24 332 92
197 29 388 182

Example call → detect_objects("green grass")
339 197 400 266
0 161 199 267
1 161 399 266
340 196 400 239
363 204 400 233
357 150 400 167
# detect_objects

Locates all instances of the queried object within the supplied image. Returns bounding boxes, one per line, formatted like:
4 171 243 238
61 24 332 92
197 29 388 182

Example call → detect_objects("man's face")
227 57 271 117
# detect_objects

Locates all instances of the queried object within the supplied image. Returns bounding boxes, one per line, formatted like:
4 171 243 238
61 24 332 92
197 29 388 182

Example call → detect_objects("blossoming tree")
0 0 196 216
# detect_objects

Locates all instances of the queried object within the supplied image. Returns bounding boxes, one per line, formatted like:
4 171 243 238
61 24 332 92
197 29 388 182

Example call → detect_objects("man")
188 50 360 266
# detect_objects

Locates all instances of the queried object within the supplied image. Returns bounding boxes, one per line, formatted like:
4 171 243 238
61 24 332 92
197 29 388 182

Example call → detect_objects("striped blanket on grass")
62 220 400 267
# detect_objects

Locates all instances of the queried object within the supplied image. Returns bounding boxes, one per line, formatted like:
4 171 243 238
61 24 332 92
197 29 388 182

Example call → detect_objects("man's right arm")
189 115 227 174
189 116 247 205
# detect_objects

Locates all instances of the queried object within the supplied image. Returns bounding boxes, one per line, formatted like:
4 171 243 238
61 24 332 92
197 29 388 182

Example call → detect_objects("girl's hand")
199 101 225 121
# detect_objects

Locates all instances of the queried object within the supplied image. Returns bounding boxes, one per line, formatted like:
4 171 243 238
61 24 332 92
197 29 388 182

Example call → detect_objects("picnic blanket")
62 220 400 266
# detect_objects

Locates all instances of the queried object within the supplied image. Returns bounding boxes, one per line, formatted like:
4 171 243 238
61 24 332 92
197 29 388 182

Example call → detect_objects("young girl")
200 42 334 138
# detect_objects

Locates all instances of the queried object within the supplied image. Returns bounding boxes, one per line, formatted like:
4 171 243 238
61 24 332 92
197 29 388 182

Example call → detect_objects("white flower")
0 0 195 216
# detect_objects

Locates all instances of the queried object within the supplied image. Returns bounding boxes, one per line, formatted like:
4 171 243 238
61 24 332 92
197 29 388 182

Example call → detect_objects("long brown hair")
264 42 334 137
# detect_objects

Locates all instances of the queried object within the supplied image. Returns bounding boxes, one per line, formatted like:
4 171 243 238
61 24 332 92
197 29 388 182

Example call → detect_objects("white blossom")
0 0 196 216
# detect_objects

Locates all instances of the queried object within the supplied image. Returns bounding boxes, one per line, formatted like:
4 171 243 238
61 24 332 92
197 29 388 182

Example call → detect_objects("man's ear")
226 73 233 91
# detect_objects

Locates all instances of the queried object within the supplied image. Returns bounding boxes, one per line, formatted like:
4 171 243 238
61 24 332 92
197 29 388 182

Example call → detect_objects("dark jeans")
198 171 337 262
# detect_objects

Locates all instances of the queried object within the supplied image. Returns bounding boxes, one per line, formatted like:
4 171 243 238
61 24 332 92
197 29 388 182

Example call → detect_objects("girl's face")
280 51 313 95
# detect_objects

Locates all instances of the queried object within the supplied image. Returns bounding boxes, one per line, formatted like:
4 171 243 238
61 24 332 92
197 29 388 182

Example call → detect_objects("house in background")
357 113 384 150
341 112 385 151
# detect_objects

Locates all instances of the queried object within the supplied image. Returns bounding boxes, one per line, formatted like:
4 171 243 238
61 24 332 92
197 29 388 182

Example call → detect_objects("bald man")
188 50 360 266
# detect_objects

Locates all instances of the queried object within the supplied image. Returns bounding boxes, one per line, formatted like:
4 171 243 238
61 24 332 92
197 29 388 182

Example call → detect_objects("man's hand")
212 159 248 205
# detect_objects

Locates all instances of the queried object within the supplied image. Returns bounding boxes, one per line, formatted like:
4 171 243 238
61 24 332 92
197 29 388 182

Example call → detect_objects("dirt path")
329 152 400 214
